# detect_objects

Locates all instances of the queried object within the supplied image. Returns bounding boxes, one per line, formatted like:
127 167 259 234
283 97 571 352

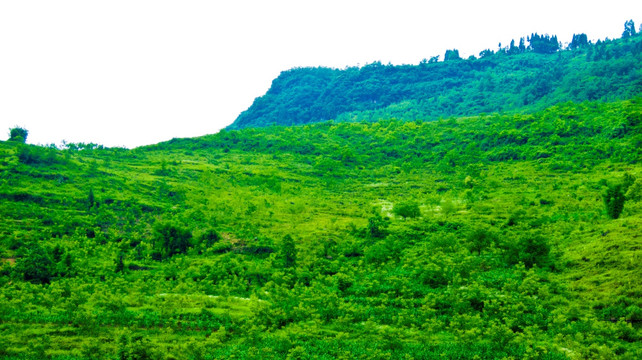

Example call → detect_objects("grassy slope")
0 99 641 359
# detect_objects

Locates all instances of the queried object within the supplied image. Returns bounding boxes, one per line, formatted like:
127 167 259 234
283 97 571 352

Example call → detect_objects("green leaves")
8 126 28 143
393 201 421 219
603 184 626 219
280 234 297 269
506 232 551 268
14 243 54 284
152 222 193 259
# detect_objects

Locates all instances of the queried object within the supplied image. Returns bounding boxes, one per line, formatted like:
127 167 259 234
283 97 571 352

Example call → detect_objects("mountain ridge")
228 31 642 130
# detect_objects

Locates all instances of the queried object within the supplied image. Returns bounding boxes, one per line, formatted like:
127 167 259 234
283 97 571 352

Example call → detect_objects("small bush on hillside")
280 234 297 268
199 229 220 248
467 226 497 255
152 222 193 259
506 232 551 268
8 127 28 143
393 201 421 219
367 214 389 239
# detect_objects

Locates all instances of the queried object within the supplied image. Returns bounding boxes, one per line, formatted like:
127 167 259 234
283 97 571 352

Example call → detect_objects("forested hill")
2 98 641 358
228 29 642 129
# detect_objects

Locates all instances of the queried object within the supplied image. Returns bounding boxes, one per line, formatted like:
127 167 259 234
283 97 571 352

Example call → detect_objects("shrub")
467 226 496 255
16 144 58 165
280 234 297 268
393 200 421 219
152 222 193 258
367 213 389 239
507 233 551 268
199 228 220 248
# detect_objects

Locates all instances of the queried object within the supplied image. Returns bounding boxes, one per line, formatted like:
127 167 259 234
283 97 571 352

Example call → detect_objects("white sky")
1 1 641 148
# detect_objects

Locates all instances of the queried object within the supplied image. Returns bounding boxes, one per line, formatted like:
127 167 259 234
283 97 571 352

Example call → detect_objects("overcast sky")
1 1 641 148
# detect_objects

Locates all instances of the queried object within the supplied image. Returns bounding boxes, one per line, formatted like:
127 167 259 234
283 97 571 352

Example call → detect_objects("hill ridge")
228 31 642 130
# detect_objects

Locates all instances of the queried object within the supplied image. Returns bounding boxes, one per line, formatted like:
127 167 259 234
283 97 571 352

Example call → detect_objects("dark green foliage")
152 222 193 258
8 128 28 145
61 252 73 276
335 273 353 292
280 234 297 268
88 188 95 210
603 184 626 219
528 33 560 54
8 126 28 143
569 33 589 50
367 214 389 239
444 49 461 61
14 243 54 284
51 244 64 263
507 233 551 268
115 253 125 273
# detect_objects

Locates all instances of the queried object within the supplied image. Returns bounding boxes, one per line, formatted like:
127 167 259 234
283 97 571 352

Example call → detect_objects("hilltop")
229 31 642 129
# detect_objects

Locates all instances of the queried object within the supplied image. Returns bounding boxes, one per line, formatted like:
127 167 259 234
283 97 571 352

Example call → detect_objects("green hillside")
1 98 641 359
229 32 642 129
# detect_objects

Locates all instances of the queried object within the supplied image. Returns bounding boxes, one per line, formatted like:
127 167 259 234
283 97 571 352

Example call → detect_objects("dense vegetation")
1 96 641 358
229 29 642 129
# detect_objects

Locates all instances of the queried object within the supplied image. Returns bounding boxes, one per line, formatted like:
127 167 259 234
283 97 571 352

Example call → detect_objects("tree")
518 37 526 52
467 227 495 255
508 39 520 55
14 244 54 284
444 49 461 61
280 234 297 268
622 20 636 38
8 127 28 143
528 33 559 54
479 49 494 58
603 184 626 219
569 33 589 50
